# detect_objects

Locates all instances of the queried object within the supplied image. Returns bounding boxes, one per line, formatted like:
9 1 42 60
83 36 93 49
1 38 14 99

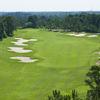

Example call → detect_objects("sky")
0 0 100 12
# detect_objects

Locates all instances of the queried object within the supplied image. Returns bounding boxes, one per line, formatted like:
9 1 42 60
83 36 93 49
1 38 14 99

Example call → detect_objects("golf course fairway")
0 28 99 100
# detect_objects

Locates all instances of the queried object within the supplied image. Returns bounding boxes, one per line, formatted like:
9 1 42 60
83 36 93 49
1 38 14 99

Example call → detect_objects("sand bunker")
96 57 100 65
96 61 100 65
95 52 100 54
10 57 38 62
87 35 97 37
67 33 98 37
67 34 76 36
67 33 86 37
9 38 38 63
8 47 32 53
75 34 86 37
12 38 37 46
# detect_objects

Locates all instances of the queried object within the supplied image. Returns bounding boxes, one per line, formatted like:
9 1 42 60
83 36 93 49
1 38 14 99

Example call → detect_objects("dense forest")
24 13 100 33
0 15 18 40
1 11 100 33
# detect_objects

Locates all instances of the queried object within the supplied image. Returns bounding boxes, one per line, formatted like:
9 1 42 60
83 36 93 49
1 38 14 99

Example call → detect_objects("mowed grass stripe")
0 65 40 99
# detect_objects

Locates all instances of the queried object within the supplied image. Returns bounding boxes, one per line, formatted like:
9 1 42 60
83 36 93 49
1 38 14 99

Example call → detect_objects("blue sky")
0 0 100 12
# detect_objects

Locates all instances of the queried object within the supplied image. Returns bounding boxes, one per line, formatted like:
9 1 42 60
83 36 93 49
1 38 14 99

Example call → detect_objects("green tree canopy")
0 22 4 39
85 65 100 99
3 16 15 36
27 15 38 28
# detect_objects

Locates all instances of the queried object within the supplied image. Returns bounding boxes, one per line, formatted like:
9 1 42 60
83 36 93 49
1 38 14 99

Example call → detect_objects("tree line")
0 16 18 40
1 13 100 36
24 14 100 33
47 65 100 100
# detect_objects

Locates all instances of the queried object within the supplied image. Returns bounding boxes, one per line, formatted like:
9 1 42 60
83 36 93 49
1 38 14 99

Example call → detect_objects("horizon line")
0 10 100 12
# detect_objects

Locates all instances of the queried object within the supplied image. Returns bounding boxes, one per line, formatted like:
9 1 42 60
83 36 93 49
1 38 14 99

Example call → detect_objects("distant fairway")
0 28 99 100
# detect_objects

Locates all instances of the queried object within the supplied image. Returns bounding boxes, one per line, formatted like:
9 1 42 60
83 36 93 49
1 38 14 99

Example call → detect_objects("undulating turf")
0 28 99 100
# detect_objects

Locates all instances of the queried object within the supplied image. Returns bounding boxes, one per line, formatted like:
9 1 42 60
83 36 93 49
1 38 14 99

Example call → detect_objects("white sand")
10 57 38 62
12 38 38 46
96 61 100 65
87 35 97 37
95 52 100 54
8 47 32 53
67 33 98 37
9 38 38 63
67 33 86 36
75 34 86 37
67 34 76 36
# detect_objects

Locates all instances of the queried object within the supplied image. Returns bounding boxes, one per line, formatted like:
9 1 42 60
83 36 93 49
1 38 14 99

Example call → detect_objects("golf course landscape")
0 28 99 100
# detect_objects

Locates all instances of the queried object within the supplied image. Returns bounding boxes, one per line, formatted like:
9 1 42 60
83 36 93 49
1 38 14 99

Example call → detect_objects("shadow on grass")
0 39 2 41
8 35 14 37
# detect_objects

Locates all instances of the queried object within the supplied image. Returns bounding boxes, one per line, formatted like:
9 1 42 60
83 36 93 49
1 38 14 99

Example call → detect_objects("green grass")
0 28 99 100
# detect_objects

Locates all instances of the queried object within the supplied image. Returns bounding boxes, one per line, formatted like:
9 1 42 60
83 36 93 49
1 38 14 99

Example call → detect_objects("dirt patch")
8 47 32 53
11 38 37 46
10 57 38 63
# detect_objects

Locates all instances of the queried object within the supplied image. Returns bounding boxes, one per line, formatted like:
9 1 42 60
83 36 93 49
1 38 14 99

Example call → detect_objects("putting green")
0 28 99 100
